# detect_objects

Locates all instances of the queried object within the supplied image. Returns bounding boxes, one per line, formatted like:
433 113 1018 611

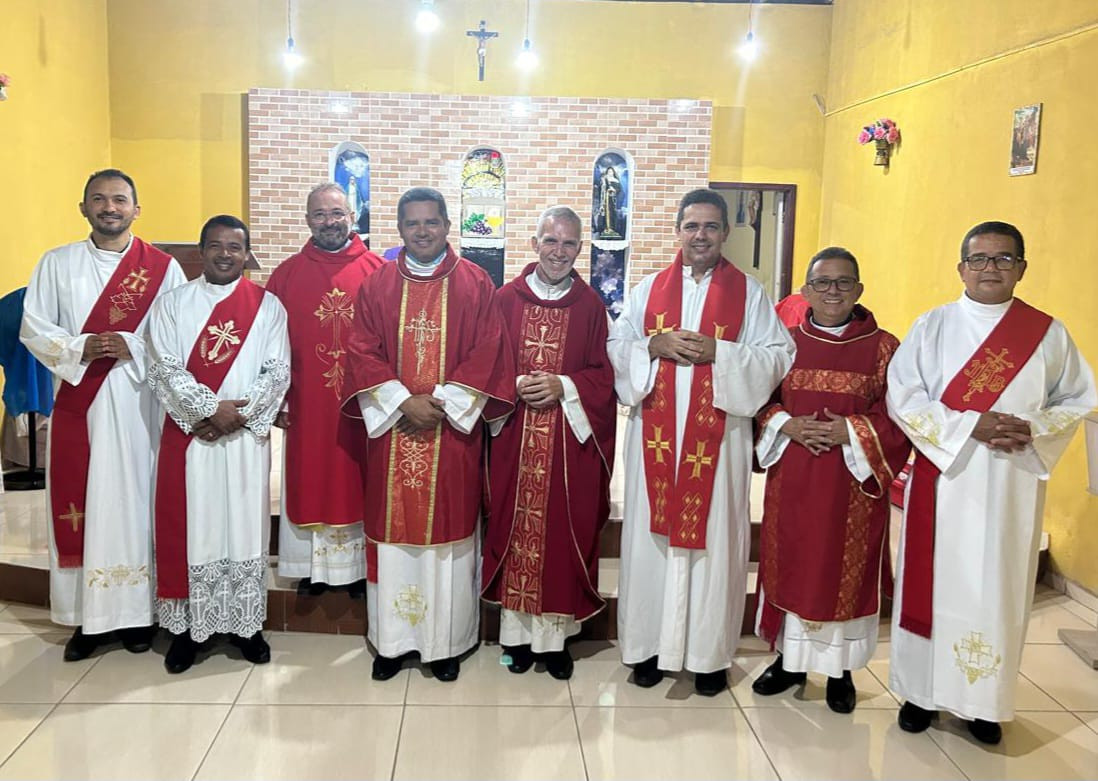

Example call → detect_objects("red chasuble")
50 238 173 568
899 298 1052 638
641 253 745 549
265 236 383 527
482 265 617 621
756 306 911 643
341 246 514 547
155 279 267 599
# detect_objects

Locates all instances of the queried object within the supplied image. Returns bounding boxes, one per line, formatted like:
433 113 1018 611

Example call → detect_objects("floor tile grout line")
189 659 257 781
388 672 410 781
923 725 975 781
1017 667 1075 712
733 704 784 780
567 676 591 781
0 646 105 772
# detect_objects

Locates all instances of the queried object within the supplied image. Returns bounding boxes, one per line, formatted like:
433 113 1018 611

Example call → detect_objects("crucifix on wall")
465 20 498 81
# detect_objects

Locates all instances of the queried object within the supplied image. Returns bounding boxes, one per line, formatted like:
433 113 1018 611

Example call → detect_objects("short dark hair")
961 221 1025 260
397 187 449 223
199 214 251 250
806 246 859 281
675 188 729 230
83 169 138 205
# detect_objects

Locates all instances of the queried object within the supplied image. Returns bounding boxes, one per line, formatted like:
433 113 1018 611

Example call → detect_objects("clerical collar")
87 234 133 259
959 292 1013 317
404 250 446 276
809 316 851 336
526 270 573 300
316 238 352 253
200 275 242 297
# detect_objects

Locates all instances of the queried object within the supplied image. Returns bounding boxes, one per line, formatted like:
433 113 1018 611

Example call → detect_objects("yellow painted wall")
104 0 830 270
820 0 1098 592
0 0 112 296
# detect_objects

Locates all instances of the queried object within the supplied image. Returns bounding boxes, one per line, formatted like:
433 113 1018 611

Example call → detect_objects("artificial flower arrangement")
0 74 10 101
858 118 900 165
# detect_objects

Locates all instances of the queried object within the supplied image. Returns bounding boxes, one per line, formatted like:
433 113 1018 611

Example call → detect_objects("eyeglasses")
308 210 349 223
962 254 1022 271
806 276 858 293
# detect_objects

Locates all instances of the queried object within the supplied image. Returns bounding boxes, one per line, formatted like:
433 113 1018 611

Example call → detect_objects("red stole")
265 237 383 526
900 298 1052 638
154 279 267 598
50 238 173 567
641 253 746 549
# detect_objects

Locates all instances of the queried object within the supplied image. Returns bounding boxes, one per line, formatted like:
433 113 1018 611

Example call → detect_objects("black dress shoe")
346 579 367 599
632 656 663 688
118 625 155 654
826 670 857 713
898 701 935 733
371 654 405 681
63 626 99 662
164 632 197 674
504 644 534 674
751 655 807 695
230 631 271 664
968 718 1002 745
430 656 460 682
694 669 728 696
296 577 330 596
545 650 574 681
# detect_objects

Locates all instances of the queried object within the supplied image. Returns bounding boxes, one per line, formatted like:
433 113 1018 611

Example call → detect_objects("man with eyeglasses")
609 188 794 696
887 221 1095 745
751 247 910 713
266 183 384 598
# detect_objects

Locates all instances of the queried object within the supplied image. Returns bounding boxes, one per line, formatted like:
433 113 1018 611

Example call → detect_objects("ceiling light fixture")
516 0 538 70
283 0 304 68
738 1 759 61
416 0 441 34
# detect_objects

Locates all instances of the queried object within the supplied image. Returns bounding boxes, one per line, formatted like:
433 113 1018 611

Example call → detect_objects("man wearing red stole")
482 206 617 680
267 184 384 597
751 247 910 713
887 221 1095 745
343 187 513 683
608 188 795 696
21 169 187 661
148 215 290 673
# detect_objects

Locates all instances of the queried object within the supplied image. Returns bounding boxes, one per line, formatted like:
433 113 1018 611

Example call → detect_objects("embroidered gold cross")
961 347 1014 403
404 308 440 375
315 287 354 351
684 440 713 479
645 425 672 464
60 502 84 532
713 323 727 340
524 324 559 366
646 311 675 336
122 268 151 293
205 320 241 362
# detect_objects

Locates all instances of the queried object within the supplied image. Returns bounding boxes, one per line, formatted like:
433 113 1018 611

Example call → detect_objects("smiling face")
958 232 1026 304
79 176 139 241
675 203 729 274
532 215 582 285
398 199 450 264
802 257 863 326
306 187 353 251
201 224 248 285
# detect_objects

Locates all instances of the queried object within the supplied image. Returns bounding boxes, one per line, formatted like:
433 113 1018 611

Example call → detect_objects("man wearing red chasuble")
21 170 187 661
887 222 1095 746
148 216 290 674
482 206 616 680
342 188 514 683
267 183 384 597
609 189 795 696
751 247 910 714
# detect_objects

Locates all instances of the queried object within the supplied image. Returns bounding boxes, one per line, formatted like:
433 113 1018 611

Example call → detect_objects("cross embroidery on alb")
404 308 440 375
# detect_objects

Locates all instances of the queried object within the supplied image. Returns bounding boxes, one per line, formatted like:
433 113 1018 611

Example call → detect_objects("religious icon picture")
591 152 631 242
329 141 371 236
460 146 507 287
1009 103 1041 177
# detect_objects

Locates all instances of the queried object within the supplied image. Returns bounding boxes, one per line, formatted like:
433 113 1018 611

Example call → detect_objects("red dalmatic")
482 265 617 621
265 236 383 527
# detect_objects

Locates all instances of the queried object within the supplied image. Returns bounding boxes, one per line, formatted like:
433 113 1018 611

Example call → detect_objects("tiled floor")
0 593 1095 780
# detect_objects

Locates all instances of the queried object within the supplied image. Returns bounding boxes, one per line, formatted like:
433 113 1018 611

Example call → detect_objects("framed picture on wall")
1009 103 1041 176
